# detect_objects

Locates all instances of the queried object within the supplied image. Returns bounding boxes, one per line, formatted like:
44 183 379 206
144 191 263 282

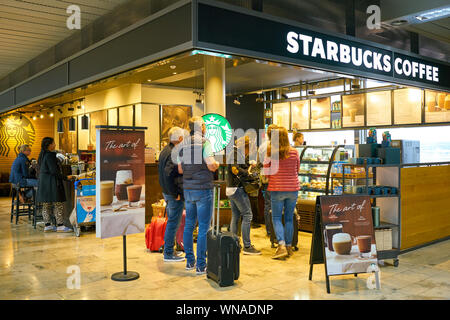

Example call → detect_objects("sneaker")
196 266 207 275
44 226 56 232
243 245 262 255
272 245 288 259
286 246 294 257
57 226 73 233
164 255 185 262
174 250 184 257
186 262 195 271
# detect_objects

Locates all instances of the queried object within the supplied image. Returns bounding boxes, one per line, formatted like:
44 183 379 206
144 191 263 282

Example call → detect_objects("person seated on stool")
9 144 38 203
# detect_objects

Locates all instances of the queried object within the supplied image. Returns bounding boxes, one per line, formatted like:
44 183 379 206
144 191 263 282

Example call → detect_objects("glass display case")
296 145 354 200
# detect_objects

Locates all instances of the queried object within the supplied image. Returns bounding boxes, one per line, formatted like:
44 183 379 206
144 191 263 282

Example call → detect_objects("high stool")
10 185 35 224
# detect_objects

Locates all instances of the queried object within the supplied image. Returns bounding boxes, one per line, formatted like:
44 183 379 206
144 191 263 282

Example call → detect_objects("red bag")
145 209 168 252
175 210 186 251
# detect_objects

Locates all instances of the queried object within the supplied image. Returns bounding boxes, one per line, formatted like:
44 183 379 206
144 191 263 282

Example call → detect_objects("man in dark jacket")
9 144 38 200
158 126 186 262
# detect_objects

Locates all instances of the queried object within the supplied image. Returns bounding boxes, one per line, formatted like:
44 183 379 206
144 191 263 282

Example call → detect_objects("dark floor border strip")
399 236 450 255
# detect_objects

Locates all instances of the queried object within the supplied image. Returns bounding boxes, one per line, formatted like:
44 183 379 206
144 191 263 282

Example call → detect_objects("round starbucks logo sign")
202 113 232 153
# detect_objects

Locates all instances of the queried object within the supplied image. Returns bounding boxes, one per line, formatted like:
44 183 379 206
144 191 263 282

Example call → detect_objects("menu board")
291 100 309 130
393 88 422 124
272 102 290 129
342 93 365 127
425 90 450 123
310 97 330 129
320 195 377 276
367 91 392 126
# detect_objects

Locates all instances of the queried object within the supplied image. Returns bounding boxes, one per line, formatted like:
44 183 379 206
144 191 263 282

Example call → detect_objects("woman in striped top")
263 127 300 259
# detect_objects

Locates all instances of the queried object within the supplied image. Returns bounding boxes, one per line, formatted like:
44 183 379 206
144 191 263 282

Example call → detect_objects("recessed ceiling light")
147 79 152 82
391 19 408 26
414 7 450 21
415 16 428 21
170 65 176 69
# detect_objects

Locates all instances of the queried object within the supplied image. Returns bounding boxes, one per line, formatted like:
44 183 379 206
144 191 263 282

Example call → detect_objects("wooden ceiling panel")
0 0 128 79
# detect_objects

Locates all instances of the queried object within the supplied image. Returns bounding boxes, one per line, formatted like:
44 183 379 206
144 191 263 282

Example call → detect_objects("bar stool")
10 184 35 224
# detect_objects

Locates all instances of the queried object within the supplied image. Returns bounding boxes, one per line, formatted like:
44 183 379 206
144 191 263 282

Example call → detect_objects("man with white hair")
158 126 186 262
9 144 38 202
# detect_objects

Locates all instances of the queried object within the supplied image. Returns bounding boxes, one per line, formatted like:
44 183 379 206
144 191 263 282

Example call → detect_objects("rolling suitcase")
207 182 240 287
145 209 167 252
268 208 299 250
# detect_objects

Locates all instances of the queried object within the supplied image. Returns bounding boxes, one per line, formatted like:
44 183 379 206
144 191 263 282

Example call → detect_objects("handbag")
237 167 260 194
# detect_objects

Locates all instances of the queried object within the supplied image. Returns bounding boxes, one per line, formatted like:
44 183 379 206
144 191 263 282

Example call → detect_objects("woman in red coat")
263 127 300 259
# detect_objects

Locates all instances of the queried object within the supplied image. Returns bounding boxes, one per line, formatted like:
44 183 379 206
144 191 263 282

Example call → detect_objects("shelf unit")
333 163 401 266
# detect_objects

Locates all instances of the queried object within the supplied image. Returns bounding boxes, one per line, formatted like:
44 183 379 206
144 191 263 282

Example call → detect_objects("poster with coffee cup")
320 195 377 276
96 129 146 239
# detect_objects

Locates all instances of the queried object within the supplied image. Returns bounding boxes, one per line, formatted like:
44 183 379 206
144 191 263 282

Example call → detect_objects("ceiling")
0 0 129 79
380 0 450 43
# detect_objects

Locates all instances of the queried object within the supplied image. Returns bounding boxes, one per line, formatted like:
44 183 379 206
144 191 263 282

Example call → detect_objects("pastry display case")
295 145 353 232
297 145 354 200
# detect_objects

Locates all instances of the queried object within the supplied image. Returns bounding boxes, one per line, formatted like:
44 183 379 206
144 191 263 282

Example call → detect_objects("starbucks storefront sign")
202 113 233 153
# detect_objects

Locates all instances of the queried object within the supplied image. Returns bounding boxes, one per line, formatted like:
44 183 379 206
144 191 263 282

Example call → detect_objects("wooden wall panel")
0 113 54 174
401 165 450 250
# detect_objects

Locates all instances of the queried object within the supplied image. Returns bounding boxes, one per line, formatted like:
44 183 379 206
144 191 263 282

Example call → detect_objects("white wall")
54 84 204 151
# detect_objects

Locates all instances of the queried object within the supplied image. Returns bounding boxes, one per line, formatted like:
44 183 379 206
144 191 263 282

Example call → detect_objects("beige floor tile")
0 197 449 300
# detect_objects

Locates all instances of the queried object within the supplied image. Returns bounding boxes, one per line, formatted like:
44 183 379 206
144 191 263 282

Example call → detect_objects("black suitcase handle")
211 181 226 236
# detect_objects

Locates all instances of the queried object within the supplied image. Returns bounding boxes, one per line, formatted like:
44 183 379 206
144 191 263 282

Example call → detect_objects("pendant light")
81 98 89 130
57 118 64 133
69 117 76 132
81 114 89 130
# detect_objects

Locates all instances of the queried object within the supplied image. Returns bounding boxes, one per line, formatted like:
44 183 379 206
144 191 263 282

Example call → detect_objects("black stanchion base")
111 271 139 282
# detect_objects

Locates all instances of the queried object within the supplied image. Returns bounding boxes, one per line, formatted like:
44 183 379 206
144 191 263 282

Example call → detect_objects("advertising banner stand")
95 125 147 282
112 235 139 281
309 195 380 293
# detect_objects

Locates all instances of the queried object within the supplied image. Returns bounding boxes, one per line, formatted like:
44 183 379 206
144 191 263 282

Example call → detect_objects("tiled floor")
0 197 449 300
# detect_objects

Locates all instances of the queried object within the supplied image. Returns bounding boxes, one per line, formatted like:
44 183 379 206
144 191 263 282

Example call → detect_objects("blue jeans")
162 193 184 258
262 184 271 236
271 191 298 246
229 187 252 248
24 179 38 198
183 189 213 269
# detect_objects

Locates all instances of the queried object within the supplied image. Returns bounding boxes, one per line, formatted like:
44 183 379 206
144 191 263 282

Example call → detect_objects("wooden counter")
400 164 450 250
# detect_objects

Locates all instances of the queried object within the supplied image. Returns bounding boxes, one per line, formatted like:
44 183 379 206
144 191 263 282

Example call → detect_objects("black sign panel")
197 3 450 90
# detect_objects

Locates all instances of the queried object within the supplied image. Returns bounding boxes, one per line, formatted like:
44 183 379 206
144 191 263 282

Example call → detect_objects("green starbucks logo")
202 113 232 153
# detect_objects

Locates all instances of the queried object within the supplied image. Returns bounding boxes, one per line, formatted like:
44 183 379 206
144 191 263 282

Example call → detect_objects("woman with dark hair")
36 137 72 233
